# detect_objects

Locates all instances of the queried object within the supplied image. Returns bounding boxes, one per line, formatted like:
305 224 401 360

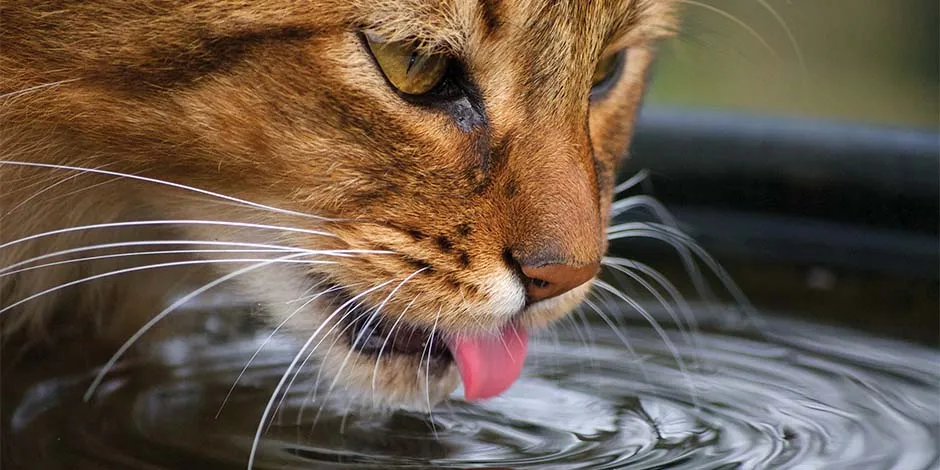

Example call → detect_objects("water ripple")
5 306 938 470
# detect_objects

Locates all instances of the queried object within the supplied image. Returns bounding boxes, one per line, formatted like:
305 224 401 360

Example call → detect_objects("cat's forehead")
357 0 677 54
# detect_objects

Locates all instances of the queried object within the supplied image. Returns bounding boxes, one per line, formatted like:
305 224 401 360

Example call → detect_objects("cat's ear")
364 33 449 96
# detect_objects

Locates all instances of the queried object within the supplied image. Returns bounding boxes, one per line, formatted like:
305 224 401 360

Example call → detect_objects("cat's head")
2 1 676 408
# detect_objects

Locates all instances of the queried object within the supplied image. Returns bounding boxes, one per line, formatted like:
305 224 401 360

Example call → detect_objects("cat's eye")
590 51 625 96
365 34 449 96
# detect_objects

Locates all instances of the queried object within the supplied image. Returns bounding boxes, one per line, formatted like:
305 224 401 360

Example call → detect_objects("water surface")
5 303 938 469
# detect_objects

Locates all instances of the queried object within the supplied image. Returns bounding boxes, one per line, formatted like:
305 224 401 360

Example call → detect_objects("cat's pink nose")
520 262 599 303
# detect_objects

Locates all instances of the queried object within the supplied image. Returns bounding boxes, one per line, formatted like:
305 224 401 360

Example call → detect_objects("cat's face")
4 0 676 407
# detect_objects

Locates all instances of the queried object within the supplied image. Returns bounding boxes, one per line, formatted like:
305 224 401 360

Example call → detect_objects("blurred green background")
646 0 939 129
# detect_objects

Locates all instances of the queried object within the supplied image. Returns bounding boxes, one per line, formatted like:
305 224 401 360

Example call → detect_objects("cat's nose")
520 261 600 303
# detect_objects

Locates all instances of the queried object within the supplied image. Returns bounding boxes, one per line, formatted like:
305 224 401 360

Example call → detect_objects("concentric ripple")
5 303 938 470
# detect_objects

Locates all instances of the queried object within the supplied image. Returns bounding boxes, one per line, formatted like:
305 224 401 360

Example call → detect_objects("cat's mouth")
345 305 453 362
321 284 529 402
324 285 452 362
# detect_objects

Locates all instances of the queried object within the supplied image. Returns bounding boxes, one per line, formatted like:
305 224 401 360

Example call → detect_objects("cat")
0 0 678 412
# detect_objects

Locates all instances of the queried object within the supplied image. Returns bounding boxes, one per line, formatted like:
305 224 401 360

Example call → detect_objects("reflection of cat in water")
1 0 677 415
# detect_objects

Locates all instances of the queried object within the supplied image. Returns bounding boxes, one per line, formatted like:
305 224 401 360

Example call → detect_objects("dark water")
4 303 938 470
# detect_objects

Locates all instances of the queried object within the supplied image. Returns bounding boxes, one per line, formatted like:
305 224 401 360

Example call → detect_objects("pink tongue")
446 325 528 401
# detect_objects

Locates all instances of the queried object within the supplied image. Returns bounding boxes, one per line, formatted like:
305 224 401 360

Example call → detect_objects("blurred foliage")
647 0 939 129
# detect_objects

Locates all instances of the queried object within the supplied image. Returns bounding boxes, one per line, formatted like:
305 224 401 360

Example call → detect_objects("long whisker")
607 221 761 329
424 306 442 439
576 307 597 345
678 0 778 58
603 256 700 340
566 307 597 369
288 281 378 428
608 223 720 301
601 259 693 338
592 279 699 408
542 323 563 372
609 197 721 308
309 268 426 428
288 295 378 427
611 195 679 223
370 296 419 405
2 249 298 277
602 257 702 366
246 280 395 470
755 0 807 82
0 219 336 250
83 252 314 401
1 240 338 274
613 169 650 195
2 246 383 277
289 283 396 426
580 294 650 383
338 395 356 435
215 283 342 419
0 161 331 220
0 258 335 315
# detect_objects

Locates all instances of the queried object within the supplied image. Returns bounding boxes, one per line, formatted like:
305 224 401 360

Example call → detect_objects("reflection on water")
3 303 938 469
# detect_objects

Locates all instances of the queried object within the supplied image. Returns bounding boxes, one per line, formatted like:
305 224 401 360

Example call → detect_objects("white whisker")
609 209 722 315
309 268 426 427
83 252 314 402
290 285 393 427
558 309 593 371
602 258 695 348
215 283 342 419
592 279 699 408
613 169 650 194
602 258 703 368
338 396 356 435
0 258 335 315
3 247 382 278
580 295 649 383
607 221 761 329
424 306 442 439
0 161 332 220
0 219 336 250
247 280 395 470
603 256 701 349
678 0 778 58
755 0 806 82
1 240 387 275
2 249 294 277
611 194 679 224
290 281 378 428
576 308 597 345
567 308 598 368
289 296 378 427
371 296 419 405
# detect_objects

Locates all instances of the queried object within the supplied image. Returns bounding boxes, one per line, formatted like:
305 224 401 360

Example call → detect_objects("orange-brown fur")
1 0 677 408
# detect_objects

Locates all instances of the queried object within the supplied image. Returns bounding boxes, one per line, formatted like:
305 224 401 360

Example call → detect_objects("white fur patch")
477 268 527 320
